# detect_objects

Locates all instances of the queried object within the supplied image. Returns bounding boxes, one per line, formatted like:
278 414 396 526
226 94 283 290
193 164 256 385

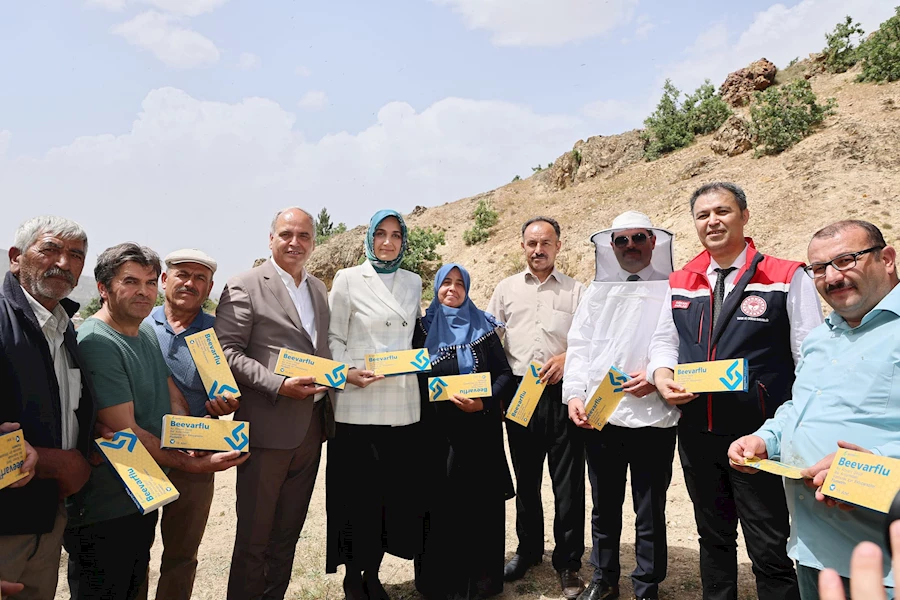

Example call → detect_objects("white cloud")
294 65 312 77
664 0 898 93
0 88 586 288
137 0 229 17
84 0 127 10
112 11 220 69
433 0 638 46
297 91 328 111
236 52 261 70
632 14 656 41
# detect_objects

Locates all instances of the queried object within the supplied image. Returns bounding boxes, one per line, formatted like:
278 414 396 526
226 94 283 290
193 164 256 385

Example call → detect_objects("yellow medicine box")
160 415 250 453
734 456 805 479
0 429 28 491
185 328 241 399
674 358 748 393
365 349 432 376
584 367 630 431
822 449 900 513
273 349 349 390
428 373 492 402
506 362 546 427
95 428 179 514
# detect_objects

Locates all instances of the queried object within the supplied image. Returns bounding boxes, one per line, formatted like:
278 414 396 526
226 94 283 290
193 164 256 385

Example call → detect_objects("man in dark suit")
216 207 335 600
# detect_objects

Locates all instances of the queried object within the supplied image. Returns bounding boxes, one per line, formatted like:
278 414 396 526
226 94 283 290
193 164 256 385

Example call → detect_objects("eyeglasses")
613 232 651 248
803 246 884 279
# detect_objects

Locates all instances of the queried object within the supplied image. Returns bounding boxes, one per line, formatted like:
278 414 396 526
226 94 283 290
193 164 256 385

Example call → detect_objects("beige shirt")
487 268 586 377
22 288 80 450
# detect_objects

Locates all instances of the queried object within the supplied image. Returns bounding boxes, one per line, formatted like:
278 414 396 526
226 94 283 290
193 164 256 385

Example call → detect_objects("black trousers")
679 427 799 600
505 380 585 571
65 510 159 600
585 424 676 598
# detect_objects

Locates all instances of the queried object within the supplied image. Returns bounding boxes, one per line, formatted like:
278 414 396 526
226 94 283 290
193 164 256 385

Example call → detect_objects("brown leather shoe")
558 569 585 600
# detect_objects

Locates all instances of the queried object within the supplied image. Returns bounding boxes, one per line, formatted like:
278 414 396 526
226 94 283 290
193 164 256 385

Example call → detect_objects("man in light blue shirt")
143 248 239 600
729 219 900 600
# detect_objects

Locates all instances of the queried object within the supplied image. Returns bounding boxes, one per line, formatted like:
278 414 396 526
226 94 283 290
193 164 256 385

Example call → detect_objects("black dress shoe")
577 580 620 600
559 569 586 600
343 571 367 600
503 554 542 581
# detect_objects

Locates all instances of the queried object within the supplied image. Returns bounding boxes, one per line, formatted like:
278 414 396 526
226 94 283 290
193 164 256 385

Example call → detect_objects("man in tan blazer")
215 207 335 600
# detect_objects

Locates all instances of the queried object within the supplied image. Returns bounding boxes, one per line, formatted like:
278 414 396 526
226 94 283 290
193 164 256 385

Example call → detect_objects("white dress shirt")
271 257 317 347
617 264 666 282
22 288 80 450
647 245 823 383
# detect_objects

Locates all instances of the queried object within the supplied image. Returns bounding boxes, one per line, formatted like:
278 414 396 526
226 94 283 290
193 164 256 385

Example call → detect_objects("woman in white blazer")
325 209 423 600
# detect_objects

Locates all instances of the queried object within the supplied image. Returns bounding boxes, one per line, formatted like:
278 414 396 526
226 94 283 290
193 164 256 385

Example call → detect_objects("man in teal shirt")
729 220 900 600
65 242 248 600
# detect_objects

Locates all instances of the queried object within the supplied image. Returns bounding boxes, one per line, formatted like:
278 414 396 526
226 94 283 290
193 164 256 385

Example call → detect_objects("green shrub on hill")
858 7 900 83
463 199 499 246
643 79 732 160
750 79 836 156
823 16 866 73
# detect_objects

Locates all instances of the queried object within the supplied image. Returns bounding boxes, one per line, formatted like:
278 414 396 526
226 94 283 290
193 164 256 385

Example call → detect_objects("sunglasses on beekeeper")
612 232 651 248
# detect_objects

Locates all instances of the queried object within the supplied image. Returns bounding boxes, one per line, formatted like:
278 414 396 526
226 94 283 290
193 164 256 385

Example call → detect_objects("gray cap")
164 248 218 275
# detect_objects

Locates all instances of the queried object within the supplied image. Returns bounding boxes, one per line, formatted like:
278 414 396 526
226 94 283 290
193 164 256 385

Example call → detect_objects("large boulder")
305 226 366 289
574 130 646 183
719 58 777 107
710 115 756 156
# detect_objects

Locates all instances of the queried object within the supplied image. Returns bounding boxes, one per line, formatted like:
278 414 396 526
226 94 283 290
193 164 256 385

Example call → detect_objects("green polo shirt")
71 318 171 527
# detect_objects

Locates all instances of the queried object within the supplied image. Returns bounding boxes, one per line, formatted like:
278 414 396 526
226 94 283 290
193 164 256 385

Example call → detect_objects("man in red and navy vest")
647 182 823 600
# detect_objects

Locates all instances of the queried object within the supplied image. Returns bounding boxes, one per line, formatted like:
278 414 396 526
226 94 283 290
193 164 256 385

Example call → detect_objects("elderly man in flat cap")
141 248 240 600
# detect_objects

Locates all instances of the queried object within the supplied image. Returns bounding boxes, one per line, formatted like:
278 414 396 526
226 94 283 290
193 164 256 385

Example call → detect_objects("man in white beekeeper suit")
563 211 681 600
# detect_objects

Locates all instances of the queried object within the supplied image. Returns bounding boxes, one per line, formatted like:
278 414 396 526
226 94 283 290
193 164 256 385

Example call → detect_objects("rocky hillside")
309 60 900 307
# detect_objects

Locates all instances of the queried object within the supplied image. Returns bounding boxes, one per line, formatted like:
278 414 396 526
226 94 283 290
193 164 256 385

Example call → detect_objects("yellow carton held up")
160 415 250 453
95 428 179 514
822 449 900 513
365 349 432 376
0 429 28 491
185 328 241 399
584 367 631 431
428 373 492 402
674 358 748 393
506 362 547 427
733 456 806 479
274 349 349 390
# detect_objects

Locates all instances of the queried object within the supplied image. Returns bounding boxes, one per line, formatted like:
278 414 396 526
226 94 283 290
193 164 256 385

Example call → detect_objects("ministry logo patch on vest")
673 300 691 310
738 295 769 322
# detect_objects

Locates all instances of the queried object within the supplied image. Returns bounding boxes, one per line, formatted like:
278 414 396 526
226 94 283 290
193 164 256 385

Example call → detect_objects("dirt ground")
54 431 758 600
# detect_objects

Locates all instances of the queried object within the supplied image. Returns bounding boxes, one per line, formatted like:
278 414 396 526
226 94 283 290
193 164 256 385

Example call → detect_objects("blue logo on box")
208 380 239 400
530 364 542 385
608 370 629 393
325 364 347 387
718 360 743 391
429 377 448 401
225 422 249 451
99 431 138 453
410 350 429 371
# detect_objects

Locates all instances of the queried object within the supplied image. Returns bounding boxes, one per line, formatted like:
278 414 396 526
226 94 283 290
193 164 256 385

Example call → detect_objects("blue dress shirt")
145 305 216 417
755 282 900 587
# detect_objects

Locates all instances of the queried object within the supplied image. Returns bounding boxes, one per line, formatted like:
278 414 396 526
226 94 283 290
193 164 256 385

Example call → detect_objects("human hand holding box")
0 429 28 490
584 367 630 431
428 373 492 402
160 415 250 453
95 429 179 514
274 349 349 389
506 362 547 427
821 449 900 513
674 358 748 393
365 349 431 376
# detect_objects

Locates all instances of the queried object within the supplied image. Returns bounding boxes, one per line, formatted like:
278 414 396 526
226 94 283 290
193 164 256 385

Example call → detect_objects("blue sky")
0 0 896 288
